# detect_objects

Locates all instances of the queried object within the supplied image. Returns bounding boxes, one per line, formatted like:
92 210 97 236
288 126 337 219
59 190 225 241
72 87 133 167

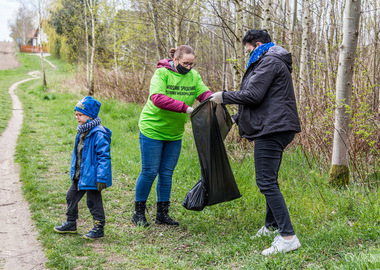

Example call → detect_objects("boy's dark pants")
66 182 105 226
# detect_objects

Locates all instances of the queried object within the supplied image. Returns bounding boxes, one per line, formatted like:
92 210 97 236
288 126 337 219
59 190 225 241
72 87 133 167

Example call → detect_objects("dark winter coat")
70 125 112 190
223 45 301 140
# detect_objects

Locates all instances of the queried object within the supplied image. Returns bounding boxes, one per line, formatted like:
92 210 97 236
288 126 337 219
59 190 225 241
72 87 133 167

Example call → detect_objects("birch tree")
329 0 361 187
261 0 271 30
149 0 164 59
25 0 50 87
299 0 310 103
233 0 245 91
85 0 97 95
372 0 379 113
112 0 119 85
84 0 90 88
38 0 47 87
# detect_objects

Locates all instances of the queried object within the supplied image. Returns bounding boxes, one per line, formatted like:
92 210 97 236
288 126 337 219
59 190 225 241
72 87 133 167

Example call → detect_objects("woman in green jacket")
132 45 212 227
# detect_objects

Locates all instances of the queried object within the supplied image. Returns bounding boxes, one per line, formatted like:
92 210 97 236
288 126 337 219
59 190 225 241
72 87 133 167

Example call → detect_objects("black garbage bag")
183 99 241 211
182 179 207 211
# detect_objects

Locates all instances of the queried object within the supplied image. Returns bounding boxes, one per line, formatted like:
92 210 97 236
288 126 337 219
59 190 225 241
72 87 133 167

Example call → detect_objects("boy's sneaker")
252 226 279 239
53 221 77 234
262 235 301 256
83 228 104 240
83 221 104 240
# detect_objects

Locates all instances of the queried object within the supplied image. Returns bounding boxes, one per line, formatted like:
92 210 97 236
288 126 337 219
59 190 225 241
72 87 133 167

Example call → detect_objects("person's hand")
210 92 223 104
186 106 194 115
97 182 107 191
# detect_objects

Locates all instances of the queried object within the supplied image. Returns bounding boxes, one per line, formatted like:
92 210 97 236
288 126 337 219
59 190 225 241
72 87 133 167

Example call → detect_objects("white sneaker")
262 235 301 256
252 226 279 239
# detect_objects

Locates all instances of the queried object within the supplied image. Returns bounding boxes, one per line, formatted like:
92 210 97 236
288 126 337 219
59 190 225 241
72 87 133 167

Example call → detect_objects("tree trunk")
112 0 118 86
329 0 361 187
38 0 47 88
222 30 228 91
289 0 298 98
84 1 90 88
299 0 310 104
323 2 334 94
261 0 271 30
86 0 96 96
233 0 244 91
150 0 164 59
373 1 379 113
174 0 180 46
283 0 290 47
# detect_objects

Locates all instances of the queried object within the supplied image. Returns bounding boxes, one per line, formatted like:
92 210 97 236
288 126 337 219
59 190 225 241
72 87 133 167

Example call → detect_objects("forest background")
3 0 380 268
10 0 378 184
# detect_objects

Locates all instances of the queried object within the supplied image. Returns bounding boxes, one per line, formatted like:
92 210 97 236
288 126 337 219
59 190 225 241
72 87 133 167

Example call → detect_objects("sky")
0 0 22 41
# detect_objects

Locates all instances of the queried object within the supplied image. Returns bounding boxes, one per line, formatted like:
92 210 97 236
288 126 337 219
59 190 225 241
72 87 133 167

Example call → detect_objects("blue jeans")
254 131 296 237
135 132 182 202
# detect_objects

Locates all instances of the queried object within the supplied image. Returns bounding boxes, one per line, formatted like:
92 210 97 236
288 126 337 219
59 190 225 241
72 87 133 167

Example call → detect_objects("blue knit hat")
74 96 101 119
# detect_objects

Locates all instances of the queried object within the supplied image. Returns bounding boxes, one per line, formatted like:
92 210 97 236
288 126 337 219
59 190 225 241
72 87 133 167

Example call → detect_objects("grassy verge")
8 56 380 269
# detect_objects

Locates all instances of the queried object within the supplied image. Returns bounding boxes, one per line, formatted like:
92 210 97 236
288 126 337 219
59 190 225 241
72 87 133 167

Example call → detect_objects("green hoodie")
139 67 209 141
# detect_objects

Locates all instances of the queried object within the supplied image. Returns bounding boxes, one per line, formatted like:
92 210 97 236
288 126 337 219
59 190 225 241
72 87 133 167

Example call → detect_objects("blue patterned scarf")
246 42 275 69
77 117 101 133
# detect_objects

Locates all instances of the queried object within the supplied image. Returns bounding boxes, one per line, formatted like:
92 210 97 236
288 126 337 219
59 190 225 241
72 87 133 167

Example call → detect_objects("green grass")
3 55 380 269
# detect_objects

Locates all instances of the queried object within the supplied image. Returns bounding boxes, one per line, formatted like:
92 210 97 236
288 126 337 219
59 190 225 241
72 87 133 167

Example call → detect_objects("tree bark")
299 0 310 104
329 0 361 187
323 2 334 94
373 1 379 113
86 0 96 96
261 0 271 30
84 1 90 88
38 0 47 87
112 0 118 86
150 0 164 59
233 0 244 91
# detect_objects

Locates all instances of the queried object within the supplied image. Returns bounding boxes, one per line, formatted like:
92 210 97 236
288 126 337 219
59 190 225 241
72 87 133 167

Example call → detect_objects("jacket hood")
88 125 112 142
265 45 293 72
157 58 177 72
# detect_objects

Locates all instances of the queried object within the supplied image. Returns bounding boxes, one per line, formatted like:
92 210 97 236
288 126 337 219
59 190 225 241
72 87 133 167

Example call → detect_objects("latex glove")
186 106 194 115
97 182 107 191
210 92 223 104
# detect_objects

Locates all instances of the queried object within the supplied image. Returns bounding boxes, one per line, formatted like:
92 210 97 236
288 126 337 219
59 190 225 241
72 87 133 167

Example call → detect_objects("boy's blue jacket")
70 125 112 190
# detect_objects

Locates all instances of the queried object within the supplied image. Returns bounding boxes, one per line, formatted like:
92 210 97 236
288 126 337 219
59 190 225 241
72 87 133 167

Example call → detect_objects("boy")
54 96 112 239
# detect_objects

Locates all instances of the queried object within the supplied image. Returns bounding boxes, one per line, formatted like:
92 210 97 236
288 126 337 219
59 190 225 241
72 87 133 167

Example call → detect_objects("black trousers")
66 182 105 226
254 131 296 237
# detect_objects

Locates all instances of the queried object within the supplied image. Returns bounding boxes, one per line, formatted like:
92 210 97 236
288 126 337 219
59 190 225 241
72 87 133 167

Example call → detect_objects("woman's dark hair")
173 45 195 59
242 29 272 45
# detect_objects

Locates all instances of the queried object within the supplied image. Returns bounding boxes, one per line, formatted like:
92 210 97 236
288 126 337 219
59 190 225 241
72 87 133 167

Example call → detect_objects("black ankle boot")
132 201 149 227
83 220 104 239
53 221 77 233
155 201 179 226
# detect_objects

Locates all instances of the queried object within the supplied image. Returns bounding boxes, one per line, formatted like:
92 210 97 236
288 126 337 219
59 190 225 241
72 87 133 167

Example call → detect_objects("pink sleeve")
151 94 188 113
196 90 213 102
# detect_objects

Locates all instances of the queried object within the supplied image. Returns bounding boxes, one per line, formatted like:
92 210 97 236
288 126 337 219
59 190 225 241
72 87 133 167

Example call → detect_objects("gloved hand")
97 182 107 191
186 106 194 115
210 92 223 104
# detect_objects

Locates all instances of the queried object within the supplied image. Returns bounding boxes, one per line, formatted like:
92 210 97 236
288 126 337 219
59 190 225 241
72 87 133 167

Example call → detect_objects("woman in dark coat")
210 29 301 256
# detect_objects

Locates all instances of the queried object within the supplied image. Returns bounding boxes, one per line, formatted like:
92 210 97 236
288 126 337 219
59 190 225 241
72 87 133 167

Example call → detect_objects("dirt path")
0 44 47 269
